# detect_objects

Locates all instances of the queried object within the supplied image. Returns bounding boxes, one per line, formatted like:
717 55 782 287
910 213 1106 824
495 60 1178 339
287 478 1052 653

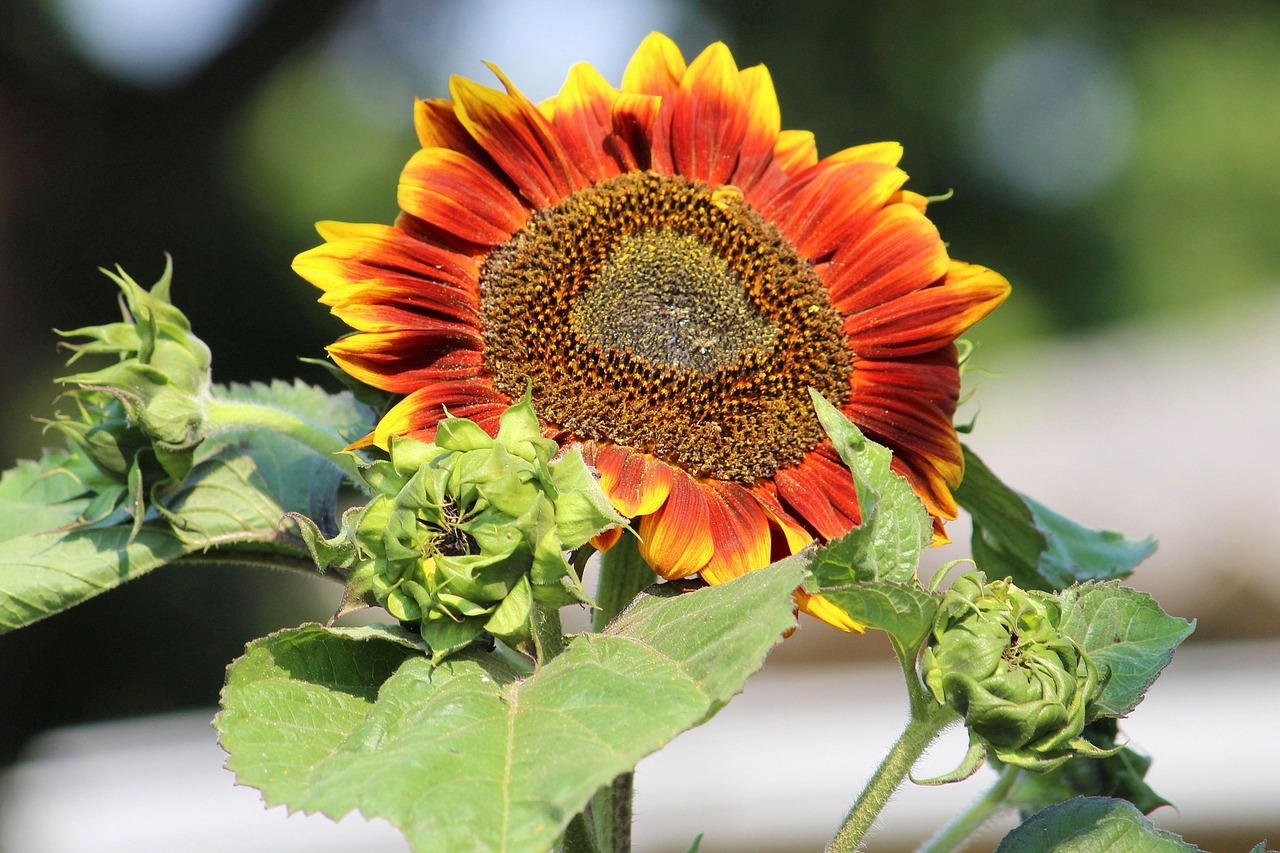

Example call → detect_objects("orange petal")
398 148 528 246
774 129 818 174
825 203 949 314
621 32 687 98
581 443 675 518
552 62 623 182
794 590 865 632
669 42 748 186
450 70 578 209
823 141 904 167
637 471 714 580
844 260 1010 358
698 481 774 586
891 453 959 524
373 380 509 448
760 161 908 261
750 481 815 557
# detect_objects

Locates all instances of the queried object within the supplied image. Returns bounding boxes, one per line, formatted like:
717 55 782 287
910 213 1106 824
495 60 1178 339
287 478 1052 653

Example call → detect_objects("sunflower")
293 33 1009 631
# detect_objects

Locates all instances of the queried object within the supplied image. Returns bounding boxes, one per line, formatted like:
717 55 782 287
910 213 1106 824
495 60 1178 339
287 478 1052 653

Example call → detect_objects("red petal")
398 148 529 245
774 443 861 541
669 42 748 185
373 380 509 447
844 261 1010 358
637 471 714 580
450 68 579 209
320 278 479 329
327 330 484 393
825 203 949 314
608 92 665 172
552 63 623 182
759 160 907 261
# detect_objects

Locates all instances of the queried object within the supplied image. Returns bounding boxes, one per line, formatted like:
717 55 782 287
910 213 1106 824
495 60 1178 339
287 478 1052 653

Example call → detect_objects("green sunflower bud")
292 392 626 658
43 261 214 526
920 571 1114 772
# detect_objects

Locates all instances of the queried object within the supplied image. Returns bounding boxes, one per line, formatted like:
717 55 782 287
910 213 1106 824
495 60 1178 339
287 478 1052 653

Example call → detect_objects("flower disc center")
480 171 851 482
572 229 779 375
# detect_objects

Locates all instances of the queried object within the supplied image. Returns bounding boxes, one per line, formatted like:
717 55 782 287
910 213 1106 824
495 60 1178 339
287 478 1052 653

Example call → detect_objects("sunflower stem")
530 600 565 665
826 639 956 853
917 765 1021 853
203 398 366 484
562 812 602 853
592 534 656 632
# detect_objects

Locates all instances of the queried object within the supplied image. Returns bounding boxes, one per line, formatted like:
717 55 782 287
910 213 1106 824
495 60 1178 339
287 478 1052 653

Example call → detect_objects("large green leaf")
808 392 931 587
217 560 804 853
956 446 1156 592
0 381 373 633
995 797 1201 852
1055 583 1195 718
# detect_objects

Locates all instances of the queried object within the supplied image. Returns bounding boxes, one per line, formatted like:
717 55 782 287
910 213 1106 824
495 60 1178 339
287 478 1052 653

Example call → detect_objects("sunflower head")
294 33 1010 631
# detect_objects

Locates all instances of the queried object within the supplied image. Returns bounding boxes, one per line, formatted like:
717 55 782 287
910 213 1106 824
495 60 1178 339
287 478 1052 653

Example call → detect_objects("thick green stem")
825 707 952 853
592 534 656 632
588 772 634 853
204 398 365 483
530 600 566 665
917 765 1021 853
826 638 956 853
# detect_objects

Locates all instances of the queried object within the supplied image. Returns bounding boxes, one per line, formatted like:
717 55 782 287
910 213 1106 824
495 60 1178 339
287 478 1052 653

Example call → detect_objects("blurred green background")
2 0 1278 835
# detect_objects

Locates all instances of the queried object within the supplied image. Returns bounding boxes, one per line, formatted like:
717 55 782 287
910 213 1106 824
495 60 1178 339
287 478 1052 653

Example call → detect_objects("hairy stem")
204 398 365 483
918 765 1021 853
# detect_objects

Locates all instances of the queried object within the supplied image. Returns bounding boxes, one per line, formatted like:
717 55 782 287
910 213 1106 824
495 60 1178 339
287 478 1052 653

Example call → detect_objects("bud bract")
921 571 1112 771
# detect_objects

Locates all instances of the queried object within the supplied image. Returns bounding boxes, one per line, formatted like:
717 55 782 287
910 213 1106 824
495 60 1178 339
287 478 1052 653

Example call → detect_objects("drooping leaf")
994 797 1202 852
0 525 186 632
808 391 931 586
1003 719 1172 818
1055 583 1194 718
956 445 1156 591
217 560 803 853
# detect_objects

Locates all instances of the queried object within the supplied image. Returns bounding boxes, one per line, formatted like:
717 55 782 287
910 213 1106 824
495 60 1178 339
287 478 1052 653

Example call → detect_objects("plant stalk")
204 398 365 483
917 765 1021 853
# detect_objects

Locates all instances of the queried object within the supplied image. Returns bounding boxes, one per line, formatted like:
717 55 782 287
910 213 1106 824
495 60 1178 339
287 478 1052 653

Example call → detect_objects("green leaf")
808 391 931 586
217 560 803 853
1055 583 1194 718
0 450 97 541
1004 719 1172 818
0 525 186 632
0 380 374 634
994 797 1202 852
815 580 940 651
956 446 1156 591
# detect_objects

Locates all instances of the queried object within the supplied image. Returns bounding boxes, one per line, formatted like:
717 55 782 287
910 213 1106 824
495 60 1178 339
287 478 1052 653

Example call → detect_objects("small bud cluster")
46 263 213 527
921 571 1114 771
293 393 625 656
